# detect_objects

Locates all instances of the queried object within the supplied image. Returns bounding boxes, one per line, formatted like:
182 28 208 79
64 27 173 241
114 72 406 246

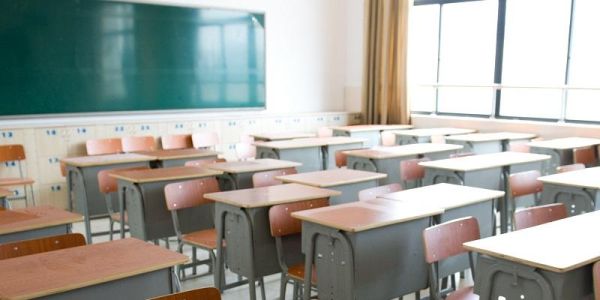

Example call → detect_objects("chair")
514 203 567 230
422 217 480 300
556 163 585 173
430 135 446 144
0 144 35 207
594 261 600 300
509 142 530 153
574 147 597 167
317 127 333 138
0 233 86 260
334 148 366 168
121 136 156 152
508 170 543 229
97 166 149 240
449 152 475 158
86 138 123 155
161 134 193 150
184 158 226 168
269 199 328 300
400 157 430 188
164 178 221 280
380 131 396 146
358 183 402 201
192 132 220 149
252 168 298 188
149 287 221 300
236 142 256 161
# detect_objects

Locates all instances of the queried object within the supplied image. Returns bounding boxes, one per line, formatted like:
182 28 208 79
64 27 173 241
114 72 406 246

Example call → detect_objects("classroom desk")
276 168 387 205
529 137 600 174
110 166 222 241
138 148 219 167
0 238 188 300
445 132 537 154
250 132 316 141
391 127 476 145
331 124 413 148
292 201 443 300
254 137 364 172
0 206 83 244
204 183 340 300
62 153 155 242
0 188 13 209
205 158 301 190
420 152 550 233
464 210 600 300
345 143 463 186
537 166 600 216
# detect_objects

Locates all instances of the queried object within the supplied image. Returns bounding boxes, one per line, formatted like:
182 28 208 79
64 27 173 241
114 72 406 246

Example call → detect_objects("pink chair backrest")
358 183 402 201
161 134 193 150
86 138 123 155
97 166 150 194
252 168 297 188
509 143 531 153
236 143 256 160
184 158 226 168
422 216 480 264
380 131 396 146
400 157 430 181
574 147 597 167
164 178 220 211
556 163 585 173
121 136 155 152
192 132 220 149
514 203 567 230
317 127 333 138
269 199 329 237
509 170 543 197
430 135 445 144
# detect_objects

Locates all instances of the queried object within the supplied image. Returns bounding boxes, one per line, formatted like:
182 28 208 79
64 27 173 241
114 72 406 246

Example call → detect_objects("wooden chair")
574 147 597 167
380 131 396 146
121 136 156 152
508 170 543 229
317 127 333 138
192 132 220 149
97 166 149 240
358 183 402 201
514 203 567 230
161 134 193 150
236 142 256 161
594 261 600 300
164 178 221 280
86 138 123 155
334 148 366 168
509 142 530 153
149 287 221 300
0 144 35 207
422 217 480 300
556 163 585 173
430 135 446 144
269 199 328 300
0 233 86 260
184 158 226 168
252 168 297 188
400 157 430 188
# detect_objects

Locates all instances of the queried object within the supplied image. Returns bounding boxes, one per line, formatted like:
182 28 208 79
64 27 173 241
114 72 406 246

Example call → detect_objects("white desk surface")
528 137 600 150
61 153 155 167
419 151 551 172
391 127 476 137
330 124 413 133
253 136 364 149
445 132 537 143
206 159 301 174
250 132 316 141
538 166 600 189
276 168 387 188
344 143 463 159
464 210 600 273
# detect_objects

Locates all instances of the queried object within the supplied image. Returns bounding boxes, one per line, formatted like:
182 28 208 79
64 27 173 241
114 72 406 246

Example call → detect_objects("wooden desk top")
0 206 83 235
0 188 12 198
391 127 476 137
538 166 600 189
330 124 413 133
528 137 600 150
464 210 600 273
292 201 442 232
204 183 341 208
344 143 463 159
207 159 301 173
250 132 316 141
137 148 219 160
419 151 551 172
276 168 387 188
254 137 364 149
445 132 537 143
377 183 504 210
0 238 188 300
110 166 222 183
61 153 155 167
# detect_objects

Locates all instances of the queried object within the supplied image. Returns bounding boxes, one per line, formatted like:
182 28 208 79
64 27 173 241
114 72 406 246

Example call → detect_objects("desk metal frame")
0 223 72 244
332 129 382 148
256 146 322 173
540 182 599 216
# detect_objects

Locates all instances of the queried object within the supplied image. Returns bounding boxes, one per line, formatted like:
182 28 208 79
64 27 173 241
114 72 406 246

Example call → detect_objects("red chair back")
0 144 26 162
161 134 193 150
252 168 297 188
164 178 220 211
269 199 329 237
86 138 122 155
0 233 86 260
121 136 155 152
422 217 480 264
509 170 543 197
400 157 430 181
514 203 567 230
574 147 597 167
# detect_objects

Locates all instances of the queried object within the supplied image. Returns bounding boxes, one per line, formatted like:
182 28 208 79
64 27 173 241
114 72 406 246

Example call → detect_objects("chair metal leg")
192 247 197 275
108 219 114 241
279 274 287 300
260 277 266 300
29 185 35 206
292 282 299 300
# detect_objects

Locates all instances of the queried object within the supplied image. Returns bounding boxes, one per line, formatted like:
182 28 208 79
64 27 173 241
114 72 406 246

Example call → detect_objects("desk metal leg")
500 167 509 233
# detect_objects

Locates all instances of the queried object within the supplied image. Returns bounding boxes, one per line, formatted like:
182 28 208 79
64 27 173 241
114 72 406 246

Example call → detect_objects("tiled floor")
72 219 471 300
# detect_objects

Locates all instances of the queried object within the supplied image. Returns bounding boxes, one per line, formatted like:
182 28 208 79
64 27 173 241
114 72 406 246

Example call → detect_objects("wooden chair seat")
0 177 34 186
287 263 317 284
182 228 220 249
109 212 128 224
446 286 478 300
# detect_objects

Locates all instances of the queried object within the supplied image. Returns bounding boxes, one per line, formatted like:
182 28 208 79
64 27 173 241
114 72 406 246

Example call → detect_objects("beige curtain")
362 0 411 125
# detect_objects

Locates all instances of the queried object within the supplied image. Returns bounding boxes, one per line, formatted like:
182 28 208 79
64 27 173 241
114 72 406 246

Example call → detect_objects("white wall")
344 0 365 112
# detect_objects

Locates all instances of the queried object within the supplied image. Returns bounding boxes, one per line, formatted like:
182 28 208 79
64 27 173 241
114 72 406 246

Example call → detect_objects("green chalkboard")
0 0 266 116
